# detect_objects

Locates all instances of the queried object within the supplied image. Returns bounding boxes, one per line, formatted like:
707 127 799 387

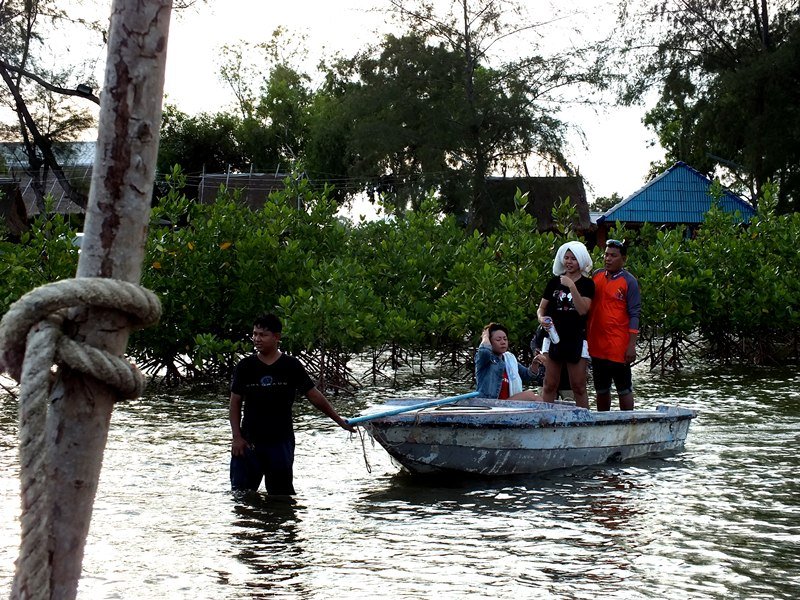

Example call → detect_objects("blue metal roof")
597 162 755 225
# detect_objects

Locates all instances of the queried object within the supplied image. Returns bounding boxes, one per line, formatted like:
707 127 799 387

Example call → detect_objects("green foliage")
625 223 698 369
135 171 255 379
277 257 382 353
691 193 800 361
0 209 79 314
349 193 462 350
433 191 557 352
157 106 245 177
1 172 798 384
617 178 800 366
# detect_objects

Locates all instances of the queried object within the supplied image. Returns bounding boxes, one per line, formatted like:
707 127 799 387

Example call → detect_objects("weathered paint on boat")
362 398 697 476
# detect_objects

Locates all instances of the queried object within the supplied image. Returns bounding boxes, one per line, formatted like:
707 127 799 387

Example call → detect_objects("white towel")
503 352 523 396
552 240 593 276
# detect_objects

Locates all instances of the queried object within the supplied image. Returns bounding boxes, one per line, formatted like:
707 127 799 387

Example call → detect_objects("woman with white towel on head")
536 241 595 408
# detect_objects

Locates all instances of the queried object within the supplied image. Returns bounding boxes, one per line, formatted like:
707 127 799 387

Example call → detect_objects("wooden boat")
356 396 697 476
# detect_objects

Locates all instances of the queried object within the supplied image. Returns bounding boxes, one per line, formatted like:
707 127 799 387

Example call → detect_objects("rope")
355 428 373 474
0 277 161 600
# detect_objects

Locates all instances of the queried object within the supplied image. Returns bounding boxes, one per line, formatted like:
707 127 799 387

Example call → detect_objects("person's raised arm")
559 276 592 315
475 326 495 370
479 325 491 347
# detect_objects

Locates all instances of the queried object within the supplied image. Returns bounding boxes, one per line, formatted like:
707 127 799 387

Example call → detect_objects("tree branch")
0 59 100 104
0 61 89 210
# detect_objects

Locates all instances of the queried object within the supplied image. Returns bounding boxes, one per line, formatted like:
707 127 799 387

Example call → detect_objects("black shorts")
230 439 296 495
591 357 632 396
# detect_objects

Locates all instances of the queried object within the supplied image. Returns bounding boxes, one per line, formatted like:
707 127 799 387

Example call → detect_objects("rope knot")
0 277 161 399
3 278 160 600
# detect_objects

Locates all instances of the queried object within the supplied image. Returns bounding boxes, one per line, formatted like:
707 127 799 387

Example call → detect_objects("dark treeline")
2 171 797 391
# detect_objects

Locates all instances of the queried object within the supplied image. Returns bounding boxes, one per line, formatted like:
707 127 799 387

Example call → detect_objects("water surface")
1 365 798 599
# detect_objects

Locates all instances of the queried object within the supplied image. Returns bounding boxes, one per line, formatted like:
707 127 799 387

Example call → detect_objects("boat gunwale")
363 403 697 430
364 413 695 431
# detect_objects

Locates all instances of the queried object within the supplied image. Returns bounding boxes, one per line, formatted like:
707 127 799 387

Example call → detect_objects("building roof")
598 161 755 225
0 141 96 169
199 172 290 209
19 173 88 217
0 141 94 217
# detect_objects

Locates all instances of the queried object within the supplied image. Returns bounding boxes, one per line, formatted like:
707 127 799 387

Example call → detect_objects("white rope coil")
0 277 161 393
0 277 161 600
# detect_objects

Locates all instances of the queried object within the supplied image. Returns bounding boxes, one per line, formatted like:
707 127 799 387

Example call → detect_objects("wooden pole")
43 2 172 598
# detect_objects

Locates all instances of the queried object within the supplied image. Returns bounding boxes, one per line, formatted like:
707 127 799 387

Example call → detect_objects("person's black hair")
253 313 282 333
487 322 508 338
606 239 628 256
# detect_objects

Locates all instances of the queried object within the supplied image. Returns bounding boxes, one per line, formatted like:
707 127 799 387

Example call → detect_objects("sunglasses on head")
606 239 625 249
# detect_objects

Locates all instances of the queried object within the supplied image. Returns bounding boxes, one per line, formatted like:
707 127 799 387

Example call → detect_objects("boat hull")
363 399 696 476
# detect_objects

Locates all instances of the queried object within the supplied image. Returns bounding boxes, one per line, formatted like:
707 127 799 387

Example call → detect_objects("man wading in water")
228 313 353 494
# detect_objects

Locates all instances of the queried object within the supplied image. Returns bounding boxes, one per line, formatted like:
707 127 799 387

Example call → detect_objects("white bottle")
545 317 560 344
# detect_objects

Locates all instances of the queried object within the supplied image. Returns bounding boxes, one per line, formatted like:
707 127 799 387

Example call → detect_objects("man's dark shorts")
230 439 296 495
591 357 633 396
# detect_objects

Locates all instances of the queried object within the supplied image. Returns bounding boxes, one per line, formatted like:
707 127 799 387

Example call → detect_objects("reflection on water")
0 366 798 599
230 494 307 598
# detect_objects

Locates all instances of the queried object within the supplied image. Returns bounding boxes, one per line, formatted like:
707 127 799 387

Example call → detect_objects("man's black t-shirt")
231 353 315 443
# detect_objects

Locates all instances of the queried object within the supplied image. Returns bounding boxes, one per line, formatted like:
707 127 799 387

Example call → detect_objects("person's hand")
231 434 249 457
559 275 574 289
480 326 490 346
625 346 637 365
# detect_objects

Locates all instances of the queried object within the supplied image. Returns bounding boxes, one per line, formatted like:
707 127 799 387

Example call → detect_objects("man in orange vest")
587 240 641 411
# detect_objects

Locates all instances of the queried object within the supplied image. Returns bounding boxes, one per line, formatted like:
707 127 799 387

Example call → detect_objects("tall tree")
156 59 314 185
307 0 611 228
0 0 101 210
1 0 205 213
220 28 312 171
617 0 800 211
157 105 243 177
307 35 470 216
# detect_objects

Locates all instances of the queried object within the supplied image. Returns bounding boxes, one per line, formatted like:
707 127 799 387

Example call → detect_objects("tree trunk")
40 2 173 598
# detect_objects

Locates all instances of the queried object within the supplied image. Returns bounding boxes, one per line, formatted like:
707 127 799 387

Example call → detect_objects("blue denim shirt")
474 344 534 398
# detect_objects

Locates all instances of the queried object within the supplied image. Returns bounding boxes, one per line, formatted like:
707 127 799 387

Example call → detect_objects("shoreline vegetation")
2 170 798 394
